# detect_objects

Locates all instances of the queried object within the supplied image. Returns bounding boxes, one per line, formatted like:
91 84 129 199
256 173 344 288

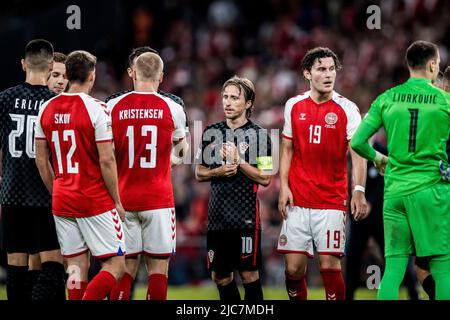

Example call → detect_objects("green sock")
430 254 450 300
377 255 409 300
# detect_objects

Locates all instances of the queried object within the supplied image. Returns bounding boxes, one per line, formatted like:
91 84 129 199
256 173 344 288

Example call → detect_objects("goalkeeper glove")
439 160 450 182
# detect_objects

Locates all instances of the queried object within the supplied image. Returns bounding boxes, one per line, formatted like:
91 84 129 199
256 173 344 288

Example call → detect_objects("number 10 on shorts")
241 237 253 254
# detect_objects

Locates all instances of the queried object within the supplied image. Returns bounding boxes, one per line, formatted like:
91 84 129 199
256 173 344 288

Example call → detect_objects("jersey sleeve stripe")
96 139 113 143
281 133 293 140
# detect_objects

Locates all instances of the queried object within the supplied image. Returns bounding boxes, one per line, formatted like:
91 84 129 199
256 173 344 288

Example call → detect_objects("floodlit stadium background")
0 0 449 299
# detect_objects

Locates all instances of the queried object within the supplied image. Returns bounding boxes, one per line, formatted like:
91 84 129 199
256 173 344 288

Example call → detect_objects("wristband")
354 185 365 193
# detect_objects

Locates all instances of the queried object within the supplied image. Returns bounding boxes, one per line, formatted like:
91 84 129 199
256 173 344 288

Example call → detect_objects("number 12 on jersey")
126 125 158 168
51 130 79 174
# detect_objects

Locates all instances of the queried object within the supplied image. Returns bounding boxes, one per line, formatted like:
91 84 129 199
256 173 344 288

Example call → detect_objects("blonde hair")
134 52 163 81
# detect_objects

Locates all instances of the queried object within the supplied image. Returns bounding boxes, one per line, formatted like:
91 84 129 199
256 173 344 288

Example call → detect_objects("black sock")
217 280 241 301
32 261 66 300
243 279 263 301
422 275 436 300
26 270 41 300
6 265 29 301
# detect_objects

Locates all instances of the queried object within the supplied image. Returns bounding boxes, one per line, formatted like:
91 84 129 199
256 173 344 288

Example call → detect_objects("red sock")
285 274 307 300
320 268 345 300
67 281 88 300
82 271 117 300
147 273 168 300
110 272 134 300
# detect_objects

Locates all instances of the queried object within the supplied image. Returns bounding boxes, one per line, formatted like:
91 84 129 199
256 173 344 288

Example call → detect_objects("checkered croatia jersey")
0 83 55 206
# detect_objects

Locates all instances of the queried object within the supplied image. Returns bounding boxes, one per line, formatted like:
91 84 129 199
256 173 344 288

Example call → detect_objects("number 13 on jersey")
126 125 158 168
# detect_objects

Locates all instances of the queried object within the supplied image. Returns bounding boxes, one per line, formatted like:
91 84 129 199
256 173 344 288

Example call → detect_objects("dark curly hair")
301 47 342 75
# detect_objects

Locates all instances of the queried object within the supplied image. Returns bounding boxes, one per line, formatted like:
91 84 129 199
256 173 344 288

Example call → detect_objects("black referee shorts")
1 205 60 254
206 229 262 275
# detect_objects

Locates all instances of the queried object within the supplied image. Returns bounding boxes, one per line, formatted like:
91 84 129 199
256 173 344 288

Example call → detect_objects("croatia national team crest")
325 112 338 125
208 250 214 263
239 142 249 154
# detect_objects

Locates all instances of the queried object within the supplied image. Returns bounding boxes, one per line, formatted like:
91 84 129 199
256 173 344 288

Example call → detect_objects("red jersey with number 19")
107 91 186 212
35 92 115 218
282 91 361 211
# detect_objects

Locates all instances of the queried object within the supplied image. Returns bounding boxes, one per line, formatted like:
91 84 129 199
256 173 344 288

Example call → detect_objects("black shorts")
1 205 60 254
206 229 261 275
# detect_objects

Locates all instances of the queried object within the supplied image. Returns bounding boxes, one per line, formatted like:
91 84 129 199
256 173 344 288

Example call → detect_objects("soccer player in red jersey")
107 52 187 300
277 47 368 300
35 50 126 300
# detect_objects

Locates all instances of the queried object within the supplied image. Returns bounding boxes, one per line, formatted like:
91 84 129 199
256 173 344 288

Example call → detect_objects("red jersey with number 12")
107 91 186 211
35 93 115 218
282 91 361 211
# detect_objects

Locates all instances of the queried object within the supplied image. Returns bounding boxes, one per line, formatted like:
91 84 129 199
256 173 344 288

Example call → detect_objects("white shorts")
54 209 126 259
124 208 176 257
277 206 346 258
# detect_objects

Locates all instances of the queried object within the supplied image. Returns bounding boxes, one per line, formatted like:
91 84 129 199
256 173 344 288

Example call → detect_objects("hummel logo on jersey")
299 113 306 120
327 293 337 300
288 290 298 297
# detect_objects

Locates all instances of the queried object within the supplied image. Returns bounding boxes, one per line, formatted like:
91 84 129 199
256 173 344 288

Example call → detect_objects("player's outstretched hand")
215 164 238 178
439 160 450 182
278 186 294 220
351 190 368 221
115 202 126 222
374 155 388 176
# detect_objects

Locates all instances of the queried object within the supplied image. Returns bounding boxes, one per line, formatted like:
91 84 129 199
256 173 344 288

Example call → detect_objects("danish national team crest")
208 250 214 263
325 112 338 125
279 234 287 246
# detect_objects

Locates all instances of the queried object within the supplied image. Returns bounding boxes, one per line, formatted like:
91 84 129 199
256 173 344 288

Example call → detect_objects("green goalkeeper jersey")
351 77 450 198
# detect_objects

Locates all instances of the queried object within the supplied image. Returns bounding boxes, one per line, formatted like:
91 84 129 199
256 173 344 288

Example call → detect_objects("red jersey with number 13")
107 92 186 211
282 91 361 211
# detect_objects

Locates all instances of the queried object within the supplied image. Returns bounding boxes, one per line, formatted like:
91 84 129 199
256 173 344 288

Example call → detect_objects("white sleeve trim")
155 93 187 141
332 92 361 140
283 92 309 138
80 94 113 142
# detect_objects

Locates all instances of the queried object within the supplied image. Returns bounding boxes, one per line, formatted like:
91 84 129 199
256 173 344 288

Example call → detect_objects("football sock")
147 273 168 300
430 254 450 300
320 268 345 300
243 278 263 301
285 274 307 300
422 274 435 300
6 265 29 301
82 270 116 300
110 272 134 300
26 270 41 300
32 261 66 300
217 279 241 301
377 255 408 300
67 281 88 300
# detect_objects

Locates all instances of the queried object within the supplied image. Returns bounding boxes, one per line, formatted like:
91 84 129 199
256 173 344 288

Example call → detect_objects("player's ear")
21 59 26 71
303 69 311 81
127 67 133 78
159 71 164 83
90 70 96 83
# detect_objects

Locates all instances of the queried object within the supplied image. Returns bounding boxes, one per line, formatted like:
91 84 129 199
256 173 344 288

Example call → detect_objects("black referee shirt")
0 83 55 207
196 120 272 231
